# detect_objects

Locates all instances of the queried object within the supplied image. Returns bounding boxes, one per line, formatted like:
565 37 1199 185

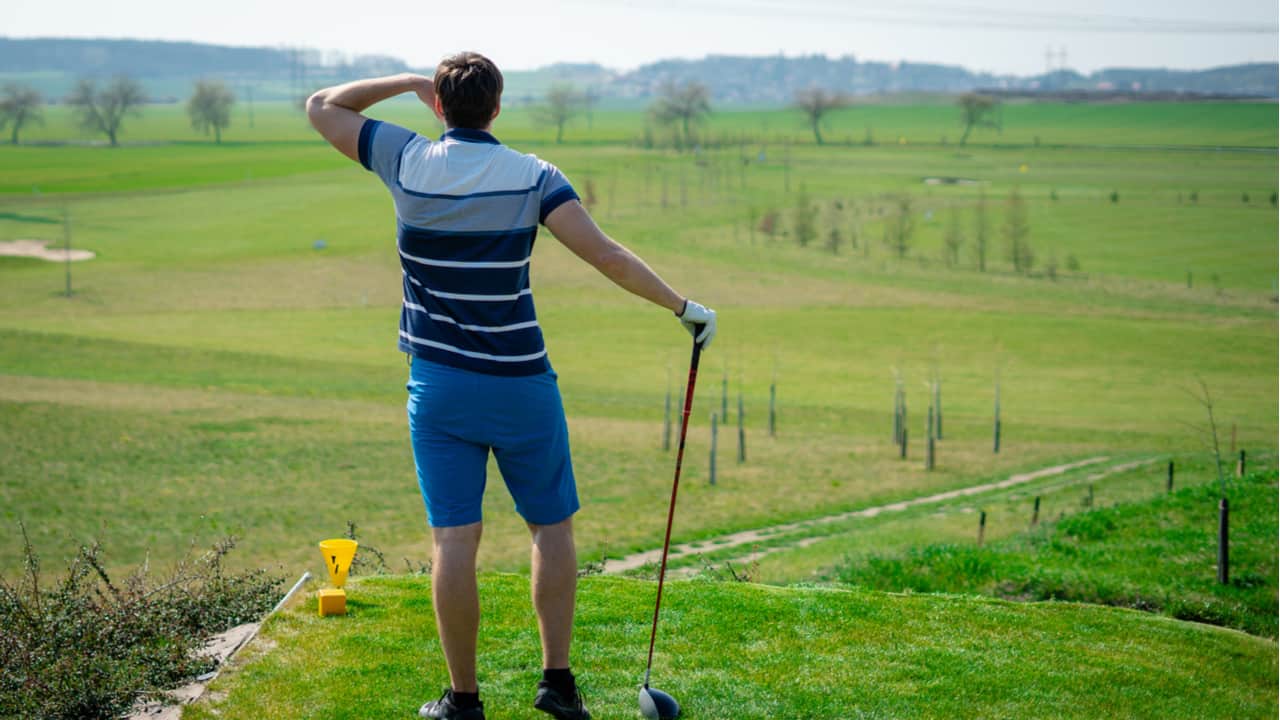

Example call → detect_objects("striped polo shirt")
358 120 579 376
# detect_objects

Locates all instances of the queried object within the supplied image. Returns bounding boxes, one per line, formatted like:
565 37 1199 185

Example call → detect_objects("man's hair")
434 52 504 129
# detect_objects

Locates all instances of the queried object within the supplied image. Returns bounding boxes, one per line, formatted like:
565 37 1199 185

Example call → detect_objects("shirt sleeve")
539 163 581 224
358 119 417 187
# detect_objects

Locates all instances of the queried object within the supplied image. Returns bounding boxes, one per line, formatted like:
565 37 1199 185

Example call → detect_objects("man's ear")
432 95 446 124
491 101 501 124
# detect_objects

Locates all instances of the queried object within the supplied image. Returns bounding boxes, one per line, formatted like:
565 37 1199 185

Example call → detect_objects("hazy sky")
7 0 1278 75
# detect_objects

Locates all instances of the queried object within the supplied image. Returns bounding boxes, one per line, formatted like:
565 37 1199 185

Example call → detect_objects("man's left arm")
306 73 437 163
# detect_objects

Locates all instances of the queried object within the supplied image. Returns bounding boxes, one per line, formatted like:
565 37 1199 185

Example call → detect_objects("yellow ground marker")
318 538 358 616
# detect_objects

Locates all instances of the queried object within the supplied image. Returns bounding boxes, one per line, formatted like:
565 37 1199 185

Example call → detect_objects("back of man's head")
434 52 503 129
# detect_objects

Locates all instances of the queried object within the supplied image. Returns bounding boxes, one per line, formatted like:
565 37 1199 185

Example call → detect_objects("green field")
185 573 1277 720
0 100 1276 715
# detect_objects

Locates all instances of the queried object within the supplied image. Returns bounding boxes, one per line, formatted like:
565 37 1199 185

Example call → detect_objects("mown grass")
186 573 1277 720
0 103 1275 583
828 469 1278 638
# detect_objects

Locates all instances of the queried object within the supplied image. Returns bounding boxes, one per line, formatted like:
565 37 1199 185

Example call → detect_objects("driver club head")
638 685 681 720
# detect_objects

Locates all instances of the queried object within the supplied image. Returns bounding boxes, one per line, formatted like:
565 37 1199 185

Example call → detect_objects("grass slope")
188 574 1277 720
830 469 1279 638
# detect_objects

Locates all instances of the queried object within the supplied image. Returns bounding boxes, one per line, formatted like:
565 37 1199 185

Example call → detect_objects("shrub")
0 530 282 719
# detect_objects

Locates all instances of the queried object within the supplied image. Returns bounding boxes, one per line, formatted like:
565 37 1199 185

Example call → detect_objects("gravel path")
604 456 1111 574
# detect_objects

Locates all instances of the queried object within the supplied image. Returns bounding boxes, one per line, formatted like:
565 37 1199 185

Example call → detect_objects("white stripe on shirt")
399 330 548 362
399 248 531 270
405 273 533 302
403 302 540 333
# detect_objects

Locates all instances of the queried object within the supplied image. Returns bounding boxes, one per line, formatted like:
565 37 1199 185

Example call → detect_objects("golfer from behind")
307 52 716 720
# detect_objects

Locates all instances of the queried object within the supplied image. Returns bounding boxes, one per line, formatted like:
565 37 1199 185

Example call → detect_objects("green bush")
0 533 282 719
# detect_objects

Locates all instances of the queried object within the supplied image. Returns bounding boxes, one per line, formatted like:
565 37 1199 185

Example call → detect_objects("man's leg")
528 517 576 669
432 522 484 692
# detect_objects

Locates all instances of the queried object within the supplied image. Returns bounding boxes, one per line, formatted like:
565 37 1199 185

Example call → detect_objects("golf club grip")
645 331 703 679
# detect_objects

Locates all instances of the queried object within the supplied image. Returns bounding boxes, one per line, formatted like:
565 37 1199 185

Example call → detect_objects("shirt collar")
441 127 501 145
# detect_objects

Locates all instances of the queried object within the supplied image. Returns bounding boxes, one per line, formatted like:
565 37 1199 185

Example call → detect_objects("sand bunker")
0 239 95 262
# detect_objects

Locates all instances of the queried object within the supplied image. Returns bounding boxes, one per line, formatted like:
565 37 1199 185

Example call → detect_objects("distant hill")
0 37 1274 104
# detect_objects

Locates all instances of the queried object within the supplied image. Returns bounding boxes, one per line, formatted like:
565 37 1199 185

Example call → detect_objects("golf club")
638 328 705 720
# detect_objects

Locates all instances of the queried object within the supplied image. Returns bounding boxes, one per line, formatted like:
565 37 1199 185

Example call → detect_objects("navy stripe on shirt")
540 186 580 223
357 119 380 171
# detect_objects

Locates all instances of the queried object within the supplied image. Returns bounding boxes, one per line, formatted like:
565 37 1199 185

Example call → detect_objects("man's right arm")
543 200 716 347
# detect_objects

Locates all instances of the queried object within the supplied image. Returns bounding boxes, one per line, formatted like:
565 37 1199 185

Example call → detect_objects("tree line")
753 186 1076 279
528 79 1002 148
0 77 237 146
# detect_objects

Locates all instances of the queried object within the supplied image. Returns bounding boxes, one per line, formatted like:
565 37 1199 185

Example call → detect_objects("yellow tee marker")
318 538 358 616
1019 164 1029 173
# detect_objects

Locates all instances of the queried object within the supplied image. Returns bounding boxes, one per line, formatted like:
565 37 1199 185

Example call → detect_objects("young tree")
532 83 581 144
792 186 816 247
943 205 965 267
650 80 711 150
187 79 235 144
1003 188 1034 273
883 194 914 259
0 83 43 145
972 189 989 272
793 88 848 145
957 93 1000 146
67 76 146 147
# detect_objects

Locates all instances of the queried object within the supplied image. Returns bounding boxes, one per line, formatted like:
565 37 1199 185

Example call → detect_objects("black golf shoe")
418 689 485 720
533 681 592 720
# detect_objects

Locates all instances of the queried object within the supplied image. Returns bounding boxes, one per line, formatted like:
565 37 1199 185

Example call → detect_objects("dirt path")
603 456 1110 574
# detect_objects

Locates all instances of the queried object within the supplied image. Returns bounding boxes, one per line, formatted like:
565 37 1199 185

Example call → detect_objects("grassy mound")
188 574 1276 720
831 470 1279 638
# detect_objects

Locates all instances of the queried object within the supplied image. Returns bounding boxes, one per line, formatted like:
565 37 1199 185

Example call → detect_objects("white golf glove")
676 299 717 350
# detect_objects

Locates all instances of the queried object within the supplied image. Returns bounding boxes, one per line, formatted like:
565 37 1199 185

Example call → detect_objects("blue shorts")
406 357 579 527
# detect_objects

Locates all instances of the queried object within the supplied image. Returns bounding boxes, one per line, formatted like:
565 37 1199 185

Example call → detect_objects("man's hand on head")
413 77 436 113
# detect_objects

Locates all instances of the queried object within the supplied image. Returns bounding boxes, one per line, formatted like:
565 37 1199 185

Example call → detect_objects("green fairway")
1 101 1275 582
185 573 1277 720
0 96 1275 719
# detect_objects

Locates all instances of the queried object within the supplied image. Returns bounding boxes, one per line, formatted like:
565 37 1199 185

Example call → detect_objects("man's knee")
528 516 573 541
433 521 483 552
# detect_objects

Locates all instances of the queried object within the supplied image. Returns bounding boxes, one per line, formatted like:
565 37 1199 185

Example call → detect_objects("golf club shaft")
645 334 704 682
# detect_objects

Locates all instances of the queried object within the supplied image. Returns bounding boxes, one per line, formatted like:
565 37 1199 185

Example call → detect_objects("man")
306 52 716 720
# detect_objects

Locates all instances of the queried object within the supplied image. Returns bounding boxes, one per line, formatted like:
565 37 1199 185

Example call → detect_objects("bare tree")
0 83 43 145
187 79 235 144
792 185 816 247
972 189 989 271
650 80 711 150
1183 377 1228 494
532 84 581 144
793 88 848 145
957 93 1000 146
943 205 965 267
1003 188 1034 273
883 194 914 259
67 76 146 147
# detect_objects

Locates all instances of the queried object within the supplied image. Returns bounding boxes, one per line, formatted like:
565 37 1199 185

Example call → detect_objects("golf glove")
676 299 717 350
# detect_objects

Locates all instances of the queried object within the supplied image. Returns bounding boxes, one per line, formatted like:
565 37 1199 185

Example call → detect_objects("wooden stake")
662 369 672 452
63 207 72 298
709 412 718 486
1031 496 1041 527
737 392 746 463
993 375 1002 454
1236 449 1246 478
768 381 777 437
935 375 943 440
1167 461 1174 493
1217 497 1229 584
977 510 987 546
